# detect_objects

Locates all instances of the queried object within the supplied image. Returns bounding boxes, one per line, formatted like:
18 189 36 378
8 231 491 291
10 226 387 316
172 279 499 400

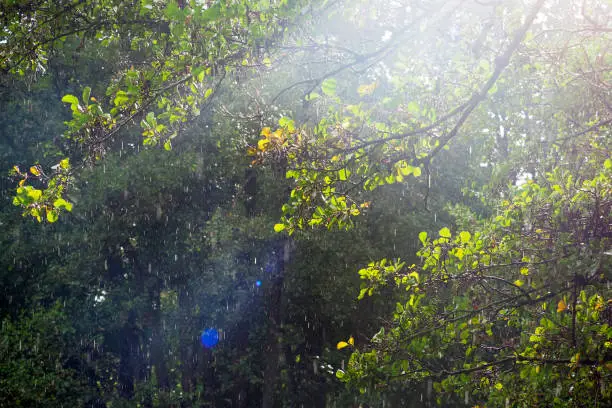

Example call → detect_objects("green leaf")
197 69 205 82
164 2 181 19
46 208 59 223
605 158 612 169
321 78 337 96
61 94 79 105
412 166 422 177
27 188 42 201
273 223 286 232
82 87 91 106
305 92 320 101
398 164 412 176
163 139 172 151
459 231 471 243
335 370 345 379
419 231 428 245
53 198 73 212
439 227 451 238
200 3 221 23
279 116 295 130
204 88 213 99
146 111 156 124
59 158 70 170
338 168 348 181
113 91 129 106
31 208 42 222
358 288 368 300
407 101 420 115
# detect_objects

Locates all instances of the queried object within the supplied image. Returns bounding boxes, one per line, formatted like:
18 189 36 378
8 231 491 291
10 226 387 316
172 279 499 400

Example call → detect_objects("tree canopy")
1 0 610 406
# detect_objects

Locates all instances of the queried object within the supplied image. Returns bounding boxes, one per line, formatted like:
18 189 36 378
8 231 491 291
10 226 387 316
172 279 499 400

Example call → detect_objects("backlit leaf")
61 94 79 105
439 227 451 238
82 87 91 105
321 78 337 96
338 168 348 181
53 198 73 212
336 341 349 350
557 299 567 312
357 82 377 96
46 208 58 223
419 231 427 244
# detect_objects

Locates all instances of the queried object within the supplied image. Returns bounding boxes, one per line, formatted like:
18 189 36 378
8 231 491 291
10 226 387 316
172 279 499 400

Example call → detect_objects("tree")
245 0 611 405
3 0 610 406
5 0 319 220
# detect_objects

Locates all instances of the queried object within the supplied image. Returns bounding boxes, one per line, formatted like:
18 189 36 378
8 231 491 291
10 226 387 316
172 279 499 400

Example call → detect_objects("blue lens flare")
200 328 219 348
255 280 262 287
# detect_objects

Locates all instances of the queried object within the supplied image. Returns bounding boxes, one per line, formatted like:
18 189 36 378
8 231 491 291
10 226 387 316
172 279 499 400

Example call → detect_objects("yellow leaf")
336 341 349 350
30 166 40 176
258 138 270 150
348 336 354 346
260 127 271 137
18 179 25 187
246 147 258 156
270 129 285 143
557 299 567 313
357 82 377 97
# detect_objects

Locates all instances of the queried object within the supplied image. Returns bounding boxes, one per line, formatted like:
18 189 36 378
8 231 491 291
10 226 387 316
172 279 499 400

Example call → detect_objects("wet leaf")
336 341 349 350
557 299 567 312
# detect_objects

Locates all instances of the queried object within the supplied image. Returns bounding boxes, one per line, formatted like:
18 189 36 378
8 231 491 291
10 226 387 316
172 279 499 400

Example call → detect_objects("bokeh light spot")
200 328 219 348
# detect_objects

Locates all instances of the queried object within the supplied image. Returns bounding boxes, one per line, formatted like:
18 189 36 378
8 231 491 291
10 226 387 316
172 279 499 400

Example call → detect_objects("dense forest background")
0 0 610 407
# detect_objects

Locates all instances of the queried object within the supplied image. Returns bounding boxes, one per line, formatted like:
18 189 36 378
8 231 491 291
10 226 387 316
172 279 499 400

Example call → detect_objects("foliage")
342 140 611 405
1 0 611 406
5 0 319 221
0 303 86 407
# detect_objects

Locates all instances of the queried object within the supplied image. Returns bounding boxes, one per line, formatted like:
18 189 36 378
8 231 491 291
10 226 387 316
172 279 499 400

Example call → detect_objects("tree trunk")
150 284 169 390
261 240 290 408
